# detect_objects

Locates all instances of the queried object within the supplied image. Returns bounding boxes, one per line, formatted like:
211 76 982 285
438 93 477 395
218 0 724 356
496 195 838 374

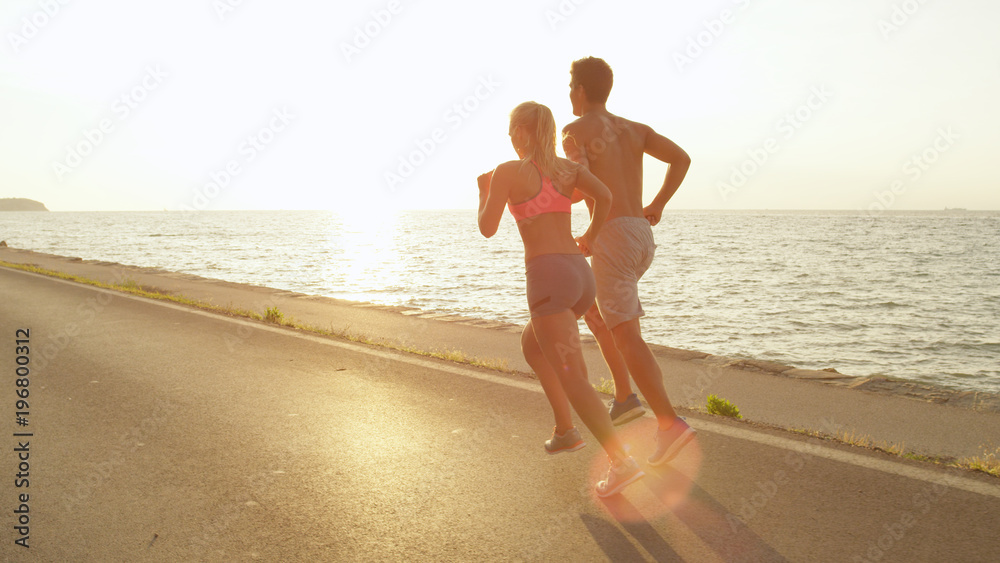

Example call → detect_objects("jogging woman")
477 101 643 497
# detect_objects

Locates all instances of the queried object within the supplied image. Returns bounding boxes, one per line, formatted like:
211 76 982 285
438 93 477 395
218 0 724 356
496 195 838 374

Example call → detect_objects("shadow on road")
581 509 682 562
585 464 790 562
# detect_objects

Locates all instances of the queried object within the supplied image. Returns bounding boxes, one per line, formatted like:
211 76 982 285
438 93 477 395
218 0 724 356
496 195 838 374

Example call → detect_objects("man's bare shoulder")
605 116 658 154
629 117 653 134
567 112 647 140
570 111 618 129
612 114 651 138
562 115 591 136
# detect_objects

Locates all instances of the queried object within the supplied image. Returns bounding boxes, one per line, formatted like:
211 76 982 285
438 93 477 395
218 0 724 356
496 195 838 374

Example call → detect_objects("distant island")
0 198 48 211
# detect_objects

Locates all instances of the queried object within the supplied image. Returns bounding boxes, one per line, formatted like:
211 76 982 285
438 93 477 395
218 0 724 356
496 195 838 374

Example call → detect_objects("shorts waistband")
604 216 652 228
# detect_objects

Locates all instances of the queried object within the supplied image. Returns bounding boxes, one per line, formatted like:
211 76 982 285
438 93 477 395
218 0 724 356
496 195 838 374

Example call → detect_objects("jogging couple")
477 57 694 497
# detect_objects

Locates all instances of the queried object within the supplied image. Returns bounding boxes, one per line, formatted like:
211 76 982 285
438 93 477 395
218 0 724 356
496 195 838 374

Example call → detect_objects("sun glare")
326 207 406 302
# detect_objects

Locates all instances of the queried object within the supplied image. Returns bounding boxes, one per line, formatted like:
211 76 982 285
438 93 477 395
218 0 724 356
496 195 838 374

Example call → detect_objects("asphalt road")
2 267 998 562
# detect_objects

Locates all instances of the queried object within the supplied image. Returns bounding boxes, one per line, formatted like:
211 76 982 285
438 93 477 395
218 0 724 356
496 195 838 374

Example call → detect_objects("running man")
562 57 695 466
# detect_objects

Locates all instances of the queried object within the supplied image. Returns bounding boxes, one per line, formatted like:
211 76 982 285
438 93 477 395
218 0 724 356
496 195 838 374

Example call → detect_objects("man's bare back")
563 109 689 226
562 110 648 221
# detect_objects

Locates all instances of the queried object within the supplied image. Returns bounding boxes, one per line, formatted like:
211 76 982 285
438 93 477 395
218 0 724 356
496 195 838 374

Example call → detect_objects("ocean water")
2 209 998 393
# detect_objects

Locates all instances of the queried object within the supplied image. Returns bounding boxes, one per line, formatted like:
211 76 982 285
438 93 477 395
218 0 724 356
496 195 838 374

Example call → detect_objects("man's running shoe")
648 417 696 467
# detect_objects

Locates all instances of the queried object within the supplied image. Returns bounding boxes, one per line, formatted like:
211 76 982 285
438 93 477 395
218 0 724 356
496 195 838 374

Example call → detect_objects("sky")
1 0 998 213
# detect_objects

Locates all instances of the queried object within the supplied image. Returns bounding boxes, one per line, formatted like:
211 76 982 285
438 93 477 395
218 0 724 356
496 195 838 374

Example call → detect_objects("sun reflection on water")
325 209 407 303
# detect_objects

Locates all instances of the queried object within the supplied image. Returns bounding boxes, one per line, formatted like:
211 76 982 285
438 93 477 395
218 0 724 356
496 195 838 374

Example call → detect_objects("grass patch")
264 306 285 324
839 431 905 456
223 303 264 321
769 424 998 480
788 426 954 468
325 326 511 372
957 447 1000 478
3 260 113 286
592 377 616 395
706 394 742 419
837 430 874 449
117 277 145 292
902 452 940 464
429 348 509 371
3 260 216 311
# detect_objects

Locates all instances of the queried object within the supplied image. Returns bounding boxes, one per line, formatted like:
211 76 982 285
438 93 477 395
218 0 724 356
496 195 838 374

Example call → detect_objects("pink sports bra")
507 161 572 222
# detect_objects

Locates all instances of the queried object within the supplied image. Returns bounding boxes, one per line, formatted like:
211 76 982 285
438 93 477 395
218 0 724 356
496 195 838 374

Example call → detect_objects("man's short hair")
570 57 613 104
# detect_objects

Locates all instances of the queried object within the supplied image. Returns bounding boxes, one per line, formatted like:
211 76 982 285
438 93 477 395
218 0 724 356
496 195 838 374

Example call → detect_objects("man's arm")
642 126 691 226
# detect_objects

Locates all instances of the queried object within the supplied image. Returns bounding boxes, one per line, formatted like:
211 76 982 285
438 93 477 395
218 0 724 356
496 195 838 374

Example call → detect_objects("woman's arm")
478 163 513 238
562 128 591 205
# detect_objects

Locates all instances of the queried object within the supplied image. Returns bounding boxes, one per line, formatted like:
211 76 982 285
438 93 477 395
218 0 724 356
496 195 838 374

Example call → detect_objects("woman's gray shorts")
525 253 596 318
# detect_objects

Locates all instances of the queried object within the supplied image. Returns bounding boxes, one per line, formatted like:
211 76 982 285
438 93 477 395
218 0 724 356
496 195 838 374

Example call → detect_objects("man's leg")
612 317 696 466
610 317 678 429
583 303 632 402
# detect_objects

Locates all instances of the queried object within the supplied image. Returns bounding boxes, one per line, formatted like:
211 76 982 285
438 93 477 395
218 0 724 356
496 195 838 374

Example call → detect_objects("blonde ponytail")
510 101 574 188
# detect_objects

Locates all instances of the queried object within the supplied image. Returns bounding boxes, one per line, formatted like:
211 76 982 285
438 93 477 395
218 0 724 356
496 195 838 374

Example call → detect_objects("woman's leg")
530 309 627 462
521 321 574 433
